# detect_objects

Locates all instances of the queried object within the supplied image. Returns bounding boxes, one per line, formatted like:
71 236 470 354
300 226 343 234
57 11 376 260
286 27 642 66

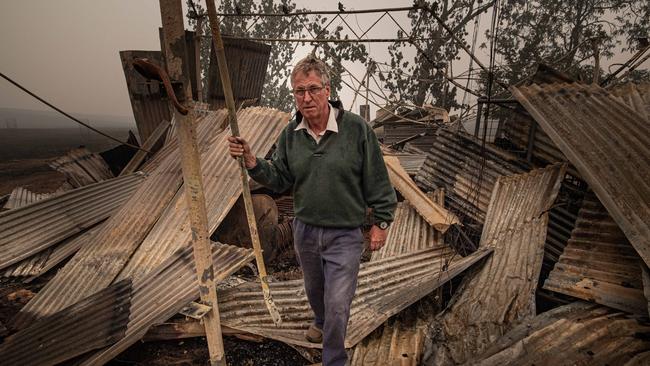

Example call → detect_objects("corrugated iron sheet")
3 223 103 279
511 82 650 266
415 129 528 223
48 147 115 188
383 122 436 152
385 156 459 232
14 107 288 329
0 173 144 272
471 302 650 366
500 112 577 175
428 164 566 365
544 192 647 315
609 81 650 121
2 187 52 210
0 279 132 366
81 243 254 366
217 246 492 349
371 201 444 261
117 108 288 280
350 316 427 366
207 37 271 108
120 50 172 147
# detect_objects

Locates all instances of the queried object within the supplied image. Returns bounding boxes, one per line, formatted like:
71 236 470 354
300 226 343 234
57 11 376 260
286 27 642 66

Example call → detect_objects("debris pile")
1 12 649 366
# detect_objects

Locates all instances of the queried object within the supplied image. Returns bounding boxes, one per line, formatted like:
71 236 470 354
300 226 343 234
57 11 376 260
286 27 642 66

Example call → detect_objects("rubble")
426 164 566 365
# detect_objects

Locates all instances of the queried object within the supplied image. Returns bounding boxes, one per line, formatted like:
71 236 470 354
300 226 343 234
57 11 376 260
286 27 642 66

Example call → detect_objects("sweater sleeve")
362 126 397 224
247 128 294 193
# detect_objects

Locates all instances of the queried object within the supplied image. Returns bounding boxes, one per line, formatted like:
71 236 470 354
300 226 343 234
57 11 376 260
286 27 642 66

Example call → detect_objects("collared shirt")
294 104 339 144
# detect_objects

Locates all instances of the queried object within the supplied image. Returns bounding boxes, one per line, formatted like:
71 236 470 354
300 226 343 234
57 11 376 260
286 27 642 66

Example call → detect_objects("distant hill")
0 107 136 129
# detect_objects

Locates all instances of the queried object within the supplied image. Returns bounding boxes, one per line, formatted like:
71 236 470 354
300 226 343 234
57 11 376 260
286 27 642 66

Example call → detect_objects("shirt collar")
294 103 339 135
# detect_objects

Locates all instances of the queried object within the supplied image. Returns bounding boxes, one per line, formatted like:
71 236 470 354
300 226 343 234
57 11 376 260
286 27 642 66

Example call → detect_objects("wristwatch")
378 221 389 230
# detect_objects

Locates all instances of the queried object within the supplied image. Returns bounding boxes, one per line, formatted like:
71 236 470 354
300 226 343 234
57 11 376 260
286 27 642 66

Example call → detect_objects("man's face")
292 71 330 123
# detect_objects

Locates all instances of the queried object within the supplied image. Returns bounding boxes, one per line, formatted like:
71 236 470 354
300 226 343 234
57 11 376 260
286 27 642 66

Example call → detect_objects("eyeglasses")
293 86 325 97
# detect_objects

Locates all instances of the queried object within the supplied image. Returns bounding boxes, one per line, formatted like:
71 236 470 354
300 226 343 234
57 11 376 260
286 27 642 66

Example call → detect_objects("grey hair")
290 54 330 87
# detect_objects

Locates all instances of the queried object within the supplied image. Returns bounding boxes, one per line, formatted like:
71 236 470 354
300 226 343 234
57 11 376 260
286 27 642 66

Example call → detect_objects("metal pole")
159 1 226 364
474 101 483 138
205 0 282 325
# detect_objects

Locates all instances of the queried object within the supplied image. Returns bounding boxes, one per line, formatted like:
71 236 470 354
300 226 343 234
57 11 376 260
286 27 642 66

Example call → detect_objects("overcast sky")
0 1 646 123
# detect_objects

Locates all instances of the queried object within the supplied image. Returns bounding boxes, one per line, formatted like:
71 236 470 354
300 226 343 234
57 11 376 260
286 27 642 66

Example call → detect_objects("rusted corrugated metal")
386 150 427 176
371 201 445 261
470 302 650 366
207 37 271 108
544 192 647 315
500 112 575 173
14 108 288 329
3 223 103 279
427 164 566 365
217 247 492 349
609 81 650 121
350 316 426 366
414 129 580 276
385 156 459 232
2 187 52 210
81 243 254 366
415 129 528 223
49 147 115 188
512 82 650 267
117 108 288 280
0 173 144 272
383 123 436 152
0 279 132 366
120 50 172 147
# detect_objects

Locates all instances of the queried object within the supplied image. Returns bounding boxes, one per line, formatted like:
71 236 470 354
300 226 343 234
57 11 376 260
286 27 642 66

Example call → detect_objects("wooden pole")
205 0 281 325
159 1 226 364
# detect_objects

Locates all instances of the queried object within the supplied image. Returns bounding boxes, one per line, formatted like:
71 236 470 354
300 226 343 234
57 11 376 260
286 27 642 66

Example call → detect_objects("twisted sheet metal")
206 37 271 107
13 108 287 329
2 186 52 210
81 243 254 366
350 316 427 366
428 164 566 365
385 156 459 232
0 173 144 272
544 192 646 315
512 83 650 266
469 302 650 366
217 246 492 349
117 107 288 281
48 147 115 188
0 279 132 366
3 224 105 280
120 50 171 146
415 129 528 223
387 151 427 176
371 201 444 261
609 81 650 121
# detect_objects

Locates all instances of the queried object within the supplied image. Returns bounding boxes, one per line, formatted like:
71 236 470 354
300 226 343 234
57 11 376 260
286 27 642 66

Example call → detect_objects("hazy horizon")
0 107 136 129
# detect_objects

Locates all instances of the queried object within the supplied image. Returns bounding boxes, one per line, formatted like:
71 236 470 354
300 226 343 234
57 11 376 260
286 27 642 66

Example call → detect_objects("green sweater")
248 102 396 228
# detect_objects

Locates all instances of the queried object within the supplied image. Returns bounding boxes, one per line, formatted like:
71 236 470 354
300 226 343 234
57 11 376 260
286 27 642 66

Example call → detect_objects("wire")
0 71 150 153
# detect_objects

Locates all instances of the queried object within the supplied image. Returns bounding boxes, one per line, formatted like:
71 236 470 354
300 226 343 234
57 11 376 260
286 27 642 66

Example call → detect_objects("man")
228 54 396 366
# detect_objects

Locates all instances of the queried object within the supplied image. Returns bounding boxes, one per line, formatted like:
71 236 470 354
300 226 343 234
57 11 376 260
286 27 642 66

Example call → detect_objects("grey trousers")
293 218 364 366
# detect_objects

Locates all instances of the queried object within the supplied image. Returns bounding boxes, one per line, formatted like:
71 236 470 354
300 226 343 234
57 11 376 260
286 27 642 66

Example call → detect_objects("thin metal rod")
0 71 149 153
206 0 282 325
222 36 442 43
216 6 418 17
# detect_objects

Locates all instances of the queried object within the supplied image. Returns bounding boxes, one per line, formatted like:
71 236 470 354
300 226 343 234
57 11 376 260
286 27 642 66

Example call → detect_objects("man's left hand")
369 225 389 251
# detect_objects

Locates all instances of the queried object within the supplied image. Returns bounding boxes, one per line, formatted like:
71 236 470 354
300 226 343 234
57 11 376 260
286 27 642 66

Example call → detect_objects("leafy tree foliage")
382 1 492 109
483 0 650 94
186 1 370 111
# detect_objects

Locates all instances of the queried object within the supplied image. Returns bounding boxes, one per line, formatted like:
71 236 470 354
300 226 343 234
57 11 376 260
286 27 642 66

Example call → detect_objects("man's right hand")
227 136 257 169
